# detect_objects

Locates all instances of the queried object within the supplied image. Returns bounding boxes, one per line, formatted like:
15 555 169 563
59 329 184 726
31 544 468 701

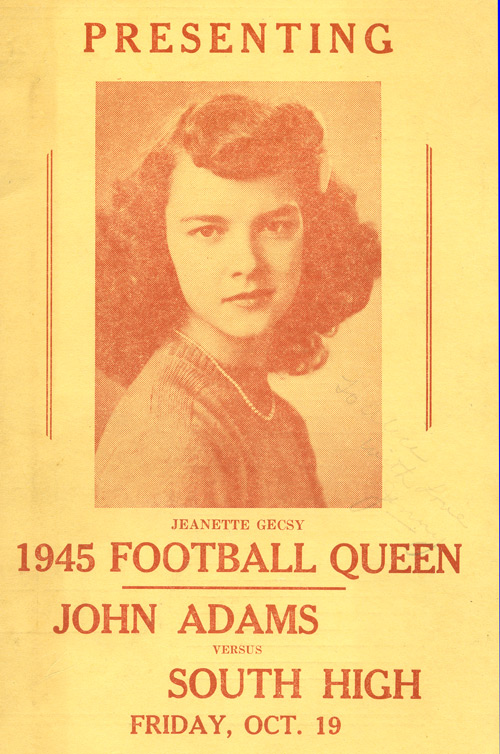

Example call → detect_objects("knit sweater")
96 337 325 508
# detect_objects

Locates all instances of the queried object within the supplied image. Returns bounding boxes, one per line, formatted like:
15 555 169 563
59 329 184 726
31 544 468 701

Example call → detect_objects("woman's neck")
178 317 271 374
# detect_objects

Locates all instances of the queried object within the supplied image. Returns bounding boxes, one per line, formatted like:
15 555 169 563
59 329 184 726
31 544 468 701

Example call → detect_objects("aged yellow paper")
1 0 497 752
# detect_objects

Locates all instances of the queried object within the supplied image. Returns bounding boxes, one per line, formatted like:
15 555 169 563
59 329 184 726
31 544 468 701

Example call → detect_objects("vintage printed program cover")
1 0 498 751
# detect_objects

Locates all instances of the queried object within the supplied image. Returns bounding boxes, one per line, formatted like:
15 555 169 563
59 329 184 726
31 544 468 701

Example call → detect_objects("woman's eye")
262 219 295 236
265 220 284 233
189 225 222 239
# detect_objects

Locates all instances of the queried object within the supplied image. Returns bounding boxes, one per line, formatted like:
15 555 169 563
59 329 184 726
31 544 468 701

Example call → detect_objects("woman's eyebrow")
179 204 299 224
179 214 227 224
258 203 301 220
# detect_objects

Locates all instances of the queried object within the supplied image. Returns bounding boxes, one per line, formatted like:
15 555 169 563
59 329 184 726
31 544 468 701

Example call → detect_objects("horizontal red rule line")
122 585 347 591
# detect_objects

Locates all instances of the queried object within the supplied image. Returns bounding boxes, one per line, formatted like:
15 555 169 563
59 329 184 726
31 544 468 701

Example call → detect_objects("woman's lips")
222 289 275 309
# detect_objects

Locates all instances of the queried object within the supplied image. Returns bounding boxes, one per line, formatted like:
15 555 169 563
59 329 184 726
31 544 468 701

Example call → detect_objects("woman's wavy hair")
96 93 380 385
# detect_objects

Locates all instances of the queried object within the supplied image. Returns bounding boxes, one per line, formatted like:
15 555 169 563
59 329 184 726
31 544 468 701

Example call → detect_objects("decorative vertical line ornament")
426 144 433 431
46 150 53 439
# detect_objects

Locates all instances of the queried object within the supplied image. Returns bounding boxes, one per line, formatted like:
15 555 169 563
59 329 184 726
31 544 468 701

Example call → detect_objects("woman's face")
165 154 303 342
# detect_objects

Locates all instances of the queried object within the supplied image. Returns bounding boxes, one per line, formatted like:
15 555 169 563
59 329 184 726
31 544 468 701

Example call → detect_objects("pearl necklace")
174 329 276 422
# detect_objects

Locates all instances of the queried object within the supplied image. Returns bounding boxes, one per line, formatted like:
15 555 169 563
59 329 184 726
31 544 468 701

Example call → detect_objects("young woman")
95 93 380 508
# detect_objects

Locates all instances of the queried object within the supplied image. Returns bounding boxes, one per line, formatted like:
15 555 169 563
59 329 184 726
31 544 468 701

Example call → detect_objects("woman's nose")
230 228 260 277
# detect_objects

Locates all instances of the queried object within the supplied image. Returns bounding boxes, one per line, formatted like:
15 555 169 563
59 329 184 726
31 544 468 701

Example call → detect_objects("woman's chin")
217 324 271 341
215 314 278 341
183 305 287 346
